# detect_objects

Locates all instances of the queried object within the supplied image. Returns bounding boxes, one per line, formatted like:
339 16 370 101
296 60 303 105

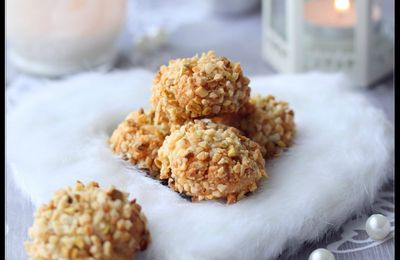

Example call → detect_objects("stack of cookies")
110 51 295 204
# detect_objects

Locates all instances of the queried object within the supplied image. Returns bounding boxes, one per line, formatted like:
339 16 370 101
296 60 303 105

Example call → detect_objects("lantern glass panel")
270 0 286 40
367 0 394 77
302 0 356 72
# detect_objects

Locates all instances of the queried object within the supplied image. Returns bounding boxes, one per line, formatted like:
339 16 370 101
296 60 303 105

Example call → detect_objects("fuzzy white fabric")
7 70 394 260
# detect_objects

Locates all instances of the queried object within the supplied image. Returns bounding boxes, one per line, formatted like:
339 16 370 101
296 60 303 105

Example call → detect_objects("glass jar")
6 0 127 77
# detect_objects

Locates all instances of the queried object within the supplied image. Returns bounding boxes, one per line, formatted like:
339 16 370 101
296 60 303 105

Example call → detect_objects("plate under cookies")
7 70 393 260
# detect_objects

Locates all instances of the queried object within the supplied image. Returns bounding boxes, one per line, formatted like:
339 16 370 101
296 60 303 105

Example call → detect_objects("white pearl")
308 248 335 260
365 214 391 240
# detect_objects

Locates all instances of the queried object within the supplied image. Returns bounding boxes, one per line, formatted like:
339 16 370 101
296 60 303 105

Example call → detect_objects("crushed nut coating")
151 51 251 124
156 119 267 204
25 181 151 260
109 108 170 177
214 95 295 159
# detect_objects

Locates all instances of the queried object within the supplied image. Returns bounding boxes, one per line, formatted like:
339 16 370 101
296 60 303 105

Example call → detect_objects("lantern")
262 0 394 87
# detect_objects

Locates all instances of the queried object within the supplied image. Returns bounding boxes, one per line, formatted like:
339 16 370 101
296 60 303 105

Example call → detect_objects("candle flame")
334 0 350 12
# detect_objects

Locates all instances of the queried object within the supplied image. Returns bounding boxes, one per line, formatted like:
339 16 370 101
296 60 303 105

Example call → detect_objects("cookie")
214 95 295 159
156 119 266 204
109 108 170 177
25 181 150 260
151 51 251 124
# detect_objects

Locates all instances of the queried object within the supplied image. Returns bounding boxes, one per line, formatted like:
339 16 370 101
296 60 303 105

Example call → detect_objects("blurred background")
6 0 393 84
5 0 394 259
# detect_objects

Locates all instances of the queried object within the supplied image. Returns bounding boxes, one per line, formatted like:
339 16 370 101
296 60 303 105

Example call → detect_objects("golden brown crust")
155 119 267 204
25 181 150 260
213 95 295 159
151 51 251 124
109 108 170 177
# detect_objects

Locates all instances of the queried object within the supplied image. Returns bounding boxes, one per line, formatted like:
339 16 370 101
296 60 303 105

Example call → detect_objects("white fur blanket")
7 70 394 260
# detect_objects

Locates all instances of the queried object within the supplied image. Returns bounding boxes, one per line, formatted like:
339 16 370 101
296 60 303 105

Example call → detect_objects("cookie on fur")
25 181 150 260
109 108 170 177
213 95 295 159
155 119 267 204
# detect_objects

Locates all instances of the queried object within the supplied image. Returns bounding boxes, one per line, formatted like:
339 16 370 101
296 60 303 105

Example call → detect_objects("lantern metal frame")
262 0 394 87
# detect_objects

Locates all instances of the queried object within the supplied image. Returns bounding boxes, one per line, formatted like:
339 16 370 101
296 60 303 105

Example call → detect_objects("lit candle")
304 0 381 39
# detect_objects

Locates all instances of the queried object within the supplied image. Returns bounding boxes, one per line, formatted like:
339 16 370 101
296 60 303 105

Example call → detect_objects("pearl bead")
366 214 391 240
308 248 335 260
